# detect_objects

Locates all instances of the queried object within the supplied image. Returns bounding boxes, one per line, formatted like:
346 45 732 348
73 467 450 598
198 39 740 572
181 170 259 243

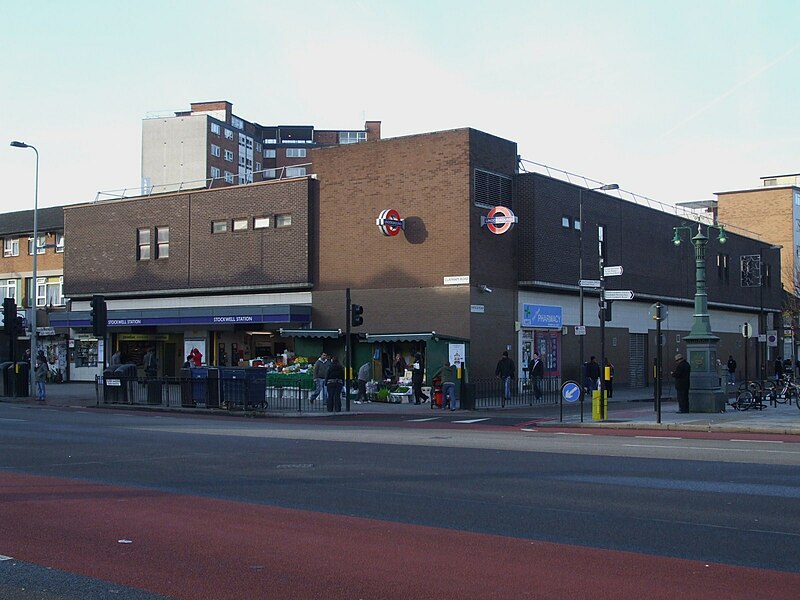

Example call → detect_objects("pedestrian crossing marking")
452 418 490 424
407 417 442 422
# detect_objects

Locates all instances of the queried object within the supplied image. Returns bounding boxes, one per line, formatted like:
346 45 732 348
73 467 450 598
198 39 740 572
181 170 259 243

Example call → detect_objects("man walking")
310 353 329 404
726 355 737 386
672 353 691 413
528 352 543 402
411 352 428 404
495 351 515 400
585 356 601 392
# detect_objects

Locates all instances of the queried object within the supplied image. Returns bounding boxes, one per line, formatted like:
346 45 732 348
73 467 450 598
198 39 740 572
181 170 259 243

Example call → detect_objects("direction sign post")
603 265 623 277
579 279 601 288
604 290 634 301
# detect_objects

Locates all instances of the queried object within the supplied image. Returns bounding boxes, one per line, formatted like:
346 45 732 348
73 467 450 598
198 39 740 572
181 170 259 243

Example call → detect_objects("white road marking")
0 555 12 561
554 432 592 436
406 417 441 422
0 418 26 422
635 435 682 440
729 439 783 444
451 419 490 424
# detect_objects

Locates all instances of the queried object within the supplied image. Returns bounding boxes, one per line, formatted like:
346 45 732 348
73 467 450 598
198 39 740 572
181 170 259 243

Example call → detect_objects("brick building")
141 100 381 194
59 127 778 385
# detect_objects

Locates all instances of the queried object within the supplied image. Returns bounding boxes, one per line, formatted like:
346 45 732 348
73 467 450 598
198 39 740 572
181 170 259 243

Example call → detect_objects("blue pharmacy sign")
522 304 562 329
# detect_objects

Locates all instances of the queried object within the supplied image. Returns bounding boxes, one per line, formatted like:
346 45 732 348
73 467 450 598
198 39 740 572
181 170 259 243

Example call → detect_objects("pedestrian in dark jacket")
671 353 691 413
528 352 544 401
325 357 344 412
495 351 515 400
775 357 784 381
585 356 601 391
433 360 459 410
411 352 428 404
726 355 737 386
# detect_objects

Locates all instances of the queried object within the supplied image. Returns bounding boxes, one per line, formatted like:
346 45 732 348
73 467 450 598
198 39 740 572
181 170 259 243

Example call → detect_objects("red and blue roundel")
376 209 405 236
481 206 518 235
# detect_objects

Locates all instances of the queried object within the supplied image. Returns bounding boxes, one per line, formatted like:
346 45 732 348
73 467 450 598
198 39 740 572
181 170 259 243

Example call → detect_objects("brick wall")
63 179 312 297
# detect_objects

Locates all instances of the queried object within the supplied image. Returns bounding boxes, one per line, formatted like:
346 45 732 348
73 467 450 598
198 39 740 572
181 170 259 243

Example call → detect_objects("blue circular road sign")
561 380 583 403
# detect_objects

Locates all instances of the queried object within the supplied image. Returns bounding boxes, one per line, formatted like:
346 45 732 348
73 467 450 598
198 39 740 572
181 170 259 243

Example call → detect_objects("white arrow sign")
603 265 623 277
579 279 601 288
604 290 634 300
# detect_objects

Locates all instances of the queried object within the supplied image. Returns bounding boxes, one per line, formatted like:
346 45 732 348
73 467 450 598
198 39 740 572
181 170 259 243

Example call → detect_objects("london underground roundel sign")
481 206 518 235
376 209 405 236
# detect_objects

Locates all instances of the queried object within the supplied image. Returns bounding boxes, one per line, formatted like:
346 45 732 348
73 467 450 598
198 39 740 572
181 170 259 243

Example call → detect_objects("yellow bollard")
592 389 608 421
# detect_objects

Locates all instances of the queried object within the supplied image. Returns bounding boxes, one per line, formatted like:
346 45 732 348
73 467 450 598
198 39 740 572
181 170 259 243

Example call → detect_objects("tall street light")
10 140 39 398
579 183 618 387
759 244 783 380
672 221 727 412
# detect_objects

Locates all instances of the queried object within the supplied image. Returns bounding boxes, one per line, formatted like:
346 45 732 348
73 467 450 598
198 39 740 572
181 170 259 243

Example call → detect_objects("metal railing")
95 374 331 413
469 377 560 410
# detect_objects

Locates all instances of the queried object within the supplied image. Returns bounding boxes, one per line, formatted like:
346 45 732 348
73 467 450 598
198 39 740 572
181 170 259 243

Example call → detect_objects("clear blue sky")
2 0 799 211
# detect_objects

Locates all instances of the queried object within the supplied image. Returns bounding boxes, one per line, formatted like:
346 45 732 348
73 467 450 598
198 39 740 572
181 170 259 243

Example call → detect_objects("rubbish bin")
461 382 475 411
220 368 247 409
187 367 209 407
103 368 119 403
432 376 443 409
244 368 267 409
0 362 13 397
12 362 30 397
206 368 220 408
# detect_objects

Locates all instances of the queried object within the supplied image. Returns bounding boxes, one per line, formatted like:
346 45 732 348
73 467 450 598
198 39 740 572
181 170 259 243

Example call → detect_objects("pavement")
3 381 800 436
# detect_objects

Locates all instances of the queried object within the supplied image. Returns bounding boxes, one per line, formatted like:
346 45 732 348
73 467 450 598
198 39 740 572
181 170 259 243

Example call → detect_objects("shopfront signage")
470 304 485 313
376 209 405 236
37 327 56 336
522 304 562 329
480 206 518 235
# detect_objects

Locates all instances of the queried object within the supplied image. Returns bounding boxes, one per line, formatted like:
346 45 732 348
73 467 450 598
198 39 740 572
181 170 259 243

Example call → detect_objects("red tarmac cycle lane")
1 471 798 600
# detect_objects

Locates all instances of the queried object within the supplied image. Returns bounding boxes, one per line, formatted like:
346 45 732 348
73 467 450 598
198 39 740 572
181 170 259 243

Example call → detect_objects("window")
255 142 261 152
264 137 277 144
764 263 772 288
224 171 234 184
211 144 221 157
263 169 277 179
55 233 64 253
263 149 276 158
231 116 244 130
212 221 228 234
27 235 45 255
275 214 292 228
4 279 16 300
717 253 730 283
224 129 234 140
286 166 306 177
255 162 261 172
210 122 221 135
35 277 46 307
3 238 19 257
238 155 246 166
562 216 571 228
224 149 234 162
43 276 63 306
137 228 151 260
156 227 169 259
254 217 270 229
339 131 367 144
232 219 248 231
286 148 307 158
210 166 221 178
598 225 607 260
239 133 247 145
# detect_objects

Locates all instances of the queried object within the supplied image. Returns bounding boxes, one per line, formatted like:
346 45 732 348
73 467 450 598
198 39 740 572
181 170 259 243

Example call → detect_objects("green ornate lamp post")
672 222 728 412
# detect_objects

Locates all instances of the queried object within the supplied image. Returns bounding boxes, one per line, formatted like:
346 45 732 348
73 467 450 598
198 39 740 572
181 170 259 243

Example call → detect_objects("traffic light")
350 303 364 327
90 295 107 337
3 297 16 333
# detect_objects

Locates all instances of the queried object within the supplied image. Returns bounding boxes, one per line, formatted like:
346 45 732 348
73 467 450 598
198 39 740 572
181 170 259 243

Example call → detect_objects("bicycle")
729 381 766 411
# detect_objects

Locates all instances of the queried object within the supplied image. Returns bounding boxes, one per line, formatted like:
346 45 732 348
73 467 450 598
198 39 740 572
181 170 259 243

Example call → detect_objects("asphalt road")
1 403 799 599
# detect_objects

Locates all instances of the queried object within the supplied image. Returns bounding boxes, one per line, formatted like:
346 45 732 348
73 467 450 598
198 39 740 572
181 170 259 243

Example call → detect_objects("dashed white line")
452 418 490 424
730 439 783 444
0 555 13 561
635 435 682 440
407 417 441 422
554 432 592 436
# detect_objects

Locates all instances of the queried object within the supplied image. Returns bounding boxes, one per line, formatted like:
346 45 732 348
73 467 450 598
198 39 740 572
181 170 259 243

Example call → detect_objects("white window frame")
210 166 221 178
43 276 63 307
263 169 277 179
55 233 64 253
286 148 307 158
211 144 221 157
137 228 151 261
232 219 248 231
275 214 292 228
212 220 228 234
263 149 276 159
254 217 270 229
224 129 234 140
3 237 19 257
224 149 234 162
210 122 221 135
35 277 47 308
27 235 45 255
231 116 244 130
224 171 234 184
156 227 169 259
5 279 17 300
286 166 306 177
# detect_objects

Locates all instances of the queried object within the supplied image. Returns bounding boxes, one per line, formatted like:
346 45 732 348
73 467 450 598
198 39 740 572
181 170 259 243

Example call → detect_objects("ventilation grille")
474 169 512 209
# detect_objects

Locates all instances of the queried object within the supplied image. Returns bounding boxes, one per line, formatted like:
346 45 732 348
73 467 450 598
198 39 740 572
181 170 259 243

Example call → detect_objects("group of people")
308 352 347 413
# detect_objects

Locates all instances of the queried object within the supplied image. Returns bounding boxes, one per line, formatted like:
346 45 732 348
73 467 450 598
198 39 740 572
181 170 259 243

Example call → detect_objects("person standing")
310 353 329 404
775 356 784 381
34 355 48 401
325 356 344 412
433 359 459 410
495 351 515 400
528 352 543 402
672 353 691 413
604 358 615 398
356 361 371 404
411 352 428 404
393 353 407 382
110 350 122 368
585 356 601 391
143 347 158 379
726 355 737 386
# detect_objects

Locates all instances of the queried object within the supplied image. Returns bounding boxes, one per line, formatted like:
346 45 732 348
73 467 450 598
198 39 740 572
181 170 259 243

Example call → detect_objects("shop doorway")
522 329 561 378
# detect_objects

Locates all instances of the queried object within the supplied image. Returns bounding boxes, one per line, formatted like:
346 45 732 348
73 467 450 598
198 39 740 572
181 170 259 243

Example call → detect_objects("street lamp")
10 140 39 399
579 183 618 388
672 221 727 412
759 244 782 380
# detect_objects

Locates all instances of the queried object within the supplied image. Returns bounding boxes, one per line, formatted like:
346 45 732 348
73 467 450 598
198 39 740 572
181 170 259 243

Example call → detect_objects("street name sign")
579 279 601 288
574 325 586 335
603 265 623 277
604 290 634 300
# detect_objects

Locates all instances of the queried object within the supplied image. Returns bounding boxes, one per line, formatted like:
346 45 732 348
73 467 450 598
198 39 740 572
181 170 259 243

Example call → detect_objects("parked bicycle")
729 381 766 411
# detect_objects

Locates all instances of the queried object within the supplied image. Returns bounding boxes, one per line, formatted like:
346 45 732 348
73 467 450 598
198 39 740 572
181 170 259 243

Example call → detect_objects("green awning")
364 332 468 343
279 328 342 339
